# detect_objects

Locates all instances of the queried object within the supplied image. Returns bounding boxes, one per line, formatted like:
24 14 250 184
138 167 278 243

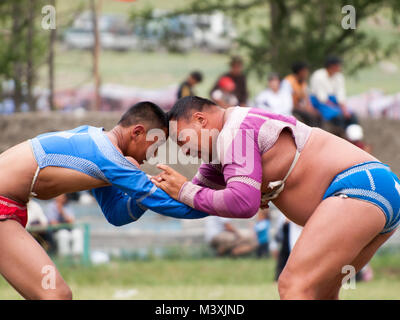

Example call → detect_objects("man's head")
187 71 203 86
117 101 168 164
325 56 342 76
229 56 244 76
268 72 280 92
168 96 224 162
291 61 309 82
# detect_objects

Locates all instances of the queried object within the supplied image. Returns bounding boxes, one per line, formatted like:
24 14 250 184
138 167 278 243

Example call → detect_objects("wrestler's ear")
131 125 146 140
192 112 207 128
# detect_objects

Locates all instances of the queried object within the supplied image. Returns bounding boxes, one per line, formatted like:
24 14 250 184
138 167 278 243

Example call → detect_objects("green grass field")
1 253 400 300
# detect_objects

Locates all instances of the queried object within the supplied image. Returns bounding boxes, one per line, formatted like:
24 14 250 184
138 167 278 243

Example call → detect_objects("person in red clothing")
210 76 238 108
210 56 248 106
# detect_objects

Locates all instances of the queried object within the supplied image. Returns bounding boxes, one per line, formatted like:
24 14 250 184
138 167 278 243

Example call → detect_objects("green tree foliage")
0 0 48 111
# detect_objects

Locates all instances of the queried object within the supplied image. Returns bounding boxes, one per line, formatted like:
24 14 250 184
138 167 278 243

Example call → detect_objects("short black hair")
190 71 203 82
325 56 342 68
118 101 168 129
230 55 243 67
268 72 280 81
291 61 308 74
168 96 216 121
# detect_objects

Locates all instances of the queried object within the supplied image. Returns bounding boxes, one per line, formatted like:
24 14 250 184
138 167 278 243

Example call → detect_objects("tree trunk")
49 0 56 111
11 2 23 113
91 0 102 111
27 0 36 111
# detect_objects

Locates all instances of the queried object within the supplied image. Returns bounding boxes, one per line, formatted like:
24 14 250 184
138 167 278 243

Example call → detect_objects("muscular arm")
92 186 145 226
179 128 262 219
97 161 209 225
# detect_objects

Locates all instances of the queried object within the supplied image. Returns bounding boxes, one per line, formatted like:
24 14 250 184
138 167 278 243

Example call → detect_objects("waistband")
331 161 390 184
0 195 27 210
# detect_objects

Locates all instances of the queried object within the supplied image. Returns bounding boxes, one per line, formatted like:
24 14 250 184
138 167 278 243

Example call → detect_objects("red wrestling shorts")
0 196 28 228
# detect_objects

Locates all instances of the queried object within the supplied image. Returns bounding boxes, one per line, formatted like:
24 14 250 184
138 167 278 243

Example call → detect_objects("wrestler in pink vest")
178 107 312 217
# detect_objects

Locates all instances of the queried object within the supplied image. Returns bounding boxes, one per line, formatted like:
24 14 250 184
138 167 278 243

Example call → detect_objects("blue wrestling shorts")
323 161 400 234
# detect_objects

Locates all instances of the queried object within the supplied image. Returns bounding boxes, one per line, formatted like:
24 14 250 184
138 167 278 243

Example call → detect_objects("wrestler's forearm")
106 169 208 220
92 186 145 226
138 186 209 219
179 181 261 219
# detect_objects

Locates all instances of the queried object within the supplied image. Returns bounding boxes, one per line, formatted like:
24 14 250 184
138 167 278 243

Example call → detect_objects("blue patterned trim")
30 137 107 182
30 138 46 167
42 154 108 181
336 188 394 230
88 127 137 171
332 162 390 185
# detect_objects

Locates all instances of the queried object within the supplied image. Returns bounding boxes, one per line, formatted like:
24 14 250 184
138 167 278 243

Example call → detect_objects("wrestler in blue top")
29 102 208 225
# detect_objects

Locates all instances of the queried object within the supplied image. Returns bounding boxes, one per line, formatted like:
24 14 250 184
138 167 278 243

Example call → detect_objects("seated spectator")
281 62 322 127
254 73 293 116
46 194 75 226
27 200 51 251
177 71 203 100
211 76 239 108
310 56 358 130
254 209 270 258
210 56 248 106
46 194 83 257
27 200 48 228
204 216 257 257
345 124 372 153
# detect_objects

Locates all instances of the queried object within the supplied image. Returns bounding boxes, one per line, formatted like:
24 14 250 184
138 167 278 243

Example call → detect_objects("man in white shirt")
309 56 358 130
254 73 293 116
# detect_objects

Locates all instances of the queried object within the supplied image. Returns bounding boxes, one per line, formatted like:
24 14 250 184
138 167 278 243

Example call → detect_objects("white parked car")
64 12 138 51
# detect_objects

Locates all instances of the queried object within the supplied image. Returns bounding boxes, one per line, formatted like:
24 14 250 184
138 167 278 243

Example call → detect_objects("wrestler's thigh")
319 230 395 299
280 196 386 298
0 220 71 300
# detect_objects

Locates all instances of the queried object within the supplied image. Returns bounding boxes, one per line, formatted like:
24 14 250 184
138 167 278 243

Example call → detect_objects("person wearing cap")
346 124 372 153
177 71 203 100
254 73 293 116
210 56 248 106
281 62 322 127
210 76 239 108
310 56 358 130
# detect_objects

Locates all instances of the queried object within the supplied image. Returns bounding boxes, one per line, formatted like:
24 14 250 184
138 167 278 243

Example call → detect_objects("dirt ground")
0 112 399 177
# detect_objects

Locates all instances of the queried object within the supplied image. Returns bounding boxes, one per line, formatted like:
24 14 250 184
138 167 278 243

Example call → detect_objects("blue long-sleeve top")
30 125 209 226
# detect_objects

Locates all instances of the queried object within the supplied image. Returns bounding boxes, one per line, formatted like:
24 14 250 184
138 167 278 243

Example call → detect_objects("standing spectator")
309 56 358 130
204 216 257 257
275 220 303 281
254 209 270 258
281 62 322 127
254 73 293 116
211 76 239 108
177 71 203 100
211 56 248 106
